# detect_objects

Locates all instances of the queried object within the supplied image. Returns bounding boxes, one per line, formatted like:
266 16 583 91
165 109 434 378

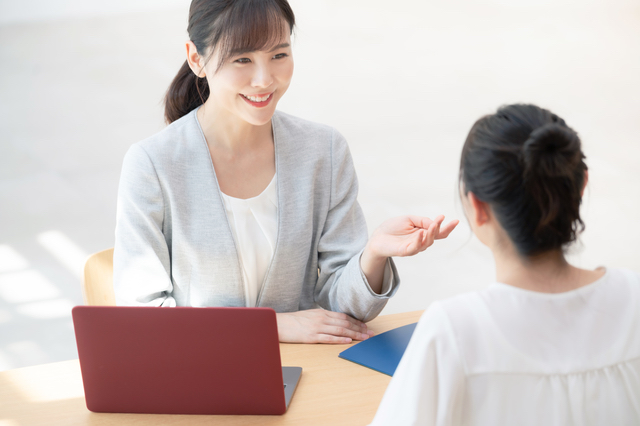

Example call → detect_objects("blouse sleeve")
314 130 400 322
113 144 176 307
369 303 466 426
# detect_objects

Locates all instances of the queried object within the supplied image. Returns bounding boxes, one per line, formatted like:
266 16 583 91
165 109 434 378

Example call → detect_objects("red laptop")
72 306 302 415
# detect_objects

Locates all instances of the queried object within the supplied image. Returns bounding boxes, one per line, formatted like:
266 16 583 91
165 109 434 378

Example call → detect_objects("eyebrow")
268 43 290 52
229 43 290 57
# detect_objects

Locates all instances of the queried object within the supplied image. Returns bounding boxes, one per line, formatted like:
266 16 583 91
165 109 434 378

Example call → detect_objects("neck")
197 100 272 152
493 246 590 293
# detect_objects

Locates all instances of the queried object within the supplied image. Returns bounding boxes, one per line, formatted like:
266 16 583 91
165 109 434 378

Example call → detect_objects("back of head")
460 104 588 257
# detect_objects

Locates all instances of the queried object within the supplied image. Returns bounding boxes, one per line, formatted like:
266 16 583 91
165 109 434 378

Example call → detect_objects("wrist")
363 238 388 264
361 243 388 273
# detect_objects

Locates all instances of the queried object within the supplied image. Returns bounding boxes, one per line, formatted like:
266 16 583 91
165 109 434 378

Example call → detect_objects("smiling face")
187 28 293 128
208 35 293 126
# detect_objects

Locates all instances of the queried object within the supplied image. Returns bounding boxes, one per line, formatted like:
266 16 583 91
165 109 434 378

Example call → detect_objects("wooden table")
0 311 422 426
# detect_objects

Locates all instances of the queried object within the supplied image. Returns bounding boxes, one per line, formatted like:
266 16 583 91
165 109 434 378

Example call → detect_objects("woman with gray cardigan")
114 0 458 343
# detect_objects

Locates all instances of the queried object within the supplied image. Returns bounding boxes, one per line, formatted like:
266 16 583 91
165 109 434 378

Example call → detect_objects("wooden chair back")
82 248 116 305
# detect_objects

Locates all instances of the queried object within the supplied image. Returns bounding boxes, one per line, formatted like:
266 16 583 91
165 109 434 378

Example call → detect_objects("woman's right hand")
276 309 374 344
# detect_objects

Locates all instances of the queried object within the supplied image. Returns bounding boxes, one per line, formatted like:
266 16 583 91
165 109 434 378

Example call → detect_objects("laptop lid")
72 306 297 415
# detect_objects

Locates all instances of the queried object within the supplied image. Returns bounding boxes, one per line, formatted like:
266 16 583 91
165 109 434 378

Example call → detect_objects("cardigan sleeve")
314 130 400 322
369 303 466 426
113 143 176 307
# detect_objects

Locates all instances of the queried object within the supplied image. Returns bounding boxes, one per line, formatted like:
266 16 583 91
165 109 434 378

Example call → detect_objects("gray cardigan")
114 109 399 321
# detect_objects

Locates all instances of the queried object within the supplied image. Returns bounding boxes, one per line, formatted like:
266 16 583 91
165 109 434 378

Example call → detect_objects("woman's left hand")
366 215 459 258
360 215 459 294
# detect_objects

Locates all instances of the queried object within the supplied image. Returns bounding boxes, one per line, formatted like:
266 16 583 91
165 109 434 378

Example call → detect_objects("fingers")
374 215 459 259
436 219 459 239
405 215 437 230
302 310 374 343
317 334 353 344
422 220 438 251
326 325 371 341
325 312 374 338
407 219 440 255
412 215 459 244
323 311 369 331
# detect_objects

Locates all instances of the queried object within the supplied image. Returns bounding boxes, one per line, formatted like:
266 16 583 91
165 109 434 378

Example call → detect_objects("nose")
251 62 273 89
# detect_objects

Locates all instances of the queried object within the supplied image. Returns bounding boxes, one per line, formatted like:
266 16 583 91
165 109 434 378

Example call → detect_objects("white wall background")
0 0 190 24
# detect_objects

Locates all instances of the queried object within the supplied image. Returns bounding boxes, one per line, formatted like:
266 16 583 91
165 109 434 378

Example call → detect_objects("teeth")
242 93 271 102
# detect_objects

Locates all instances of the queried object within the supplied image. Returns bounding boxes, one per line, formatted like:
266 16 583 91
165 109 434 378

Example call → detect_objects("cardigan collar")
189 109 294 308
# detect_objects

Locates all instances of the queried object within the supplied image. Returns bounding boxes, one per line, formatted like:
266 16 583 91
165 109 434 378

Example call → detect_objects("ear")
467 192 492 228
581 170 589 197
186 41 206 78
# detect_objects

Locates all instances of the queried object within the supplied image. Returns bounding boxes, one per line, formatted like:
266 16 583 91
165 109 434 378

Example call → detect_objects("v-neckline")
193 108 282 308
220 172 277 203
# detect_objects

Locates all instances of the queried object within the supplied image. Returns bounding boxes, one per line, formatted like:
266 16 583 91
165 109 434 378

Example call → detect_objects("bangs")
207 0 295 69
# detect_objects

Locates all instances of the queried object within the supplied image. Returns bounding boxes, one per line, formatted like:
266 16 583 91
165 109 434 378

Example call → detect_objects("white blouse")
370 267 640 426
221 174 278 307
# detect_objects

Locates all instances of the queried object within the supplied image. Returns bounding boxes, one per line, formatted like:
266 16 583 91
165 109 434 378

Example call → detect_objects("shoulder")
417 293 492 361
608 267 640 286
415 293 485 335
411 300 467 350
273 110 347 150
601 267 640 312
273 110 334 137
581 267 640 309
123 110 204 170
131 110 201 159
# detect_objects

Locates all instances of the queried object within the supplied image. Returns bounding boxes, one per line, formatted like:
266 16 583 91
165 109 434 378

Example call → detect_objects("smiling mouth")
239 92 274 108
240 93 273 103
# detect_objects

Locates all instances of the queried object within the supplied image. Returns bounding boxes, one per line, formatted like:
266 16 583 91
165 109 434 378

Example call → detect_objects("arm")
314 130 398 321
277 130 457 343
113 144 176 307
369 304 466 425
276 130 392 343
314 130 459 316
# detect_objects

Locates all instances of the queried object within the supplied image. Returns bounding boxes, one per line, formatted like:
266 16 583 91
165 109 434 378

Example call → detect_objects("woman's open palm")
368 215 459 258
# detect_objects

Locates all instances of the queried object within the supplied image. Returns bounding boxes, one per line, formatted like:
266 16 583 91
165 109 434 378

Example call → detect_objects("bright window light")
5 341 48 367
0 245 29 274
0 270 60 304
37 230 88 280
15 298 75 319
4 357 84 402
0 349 13 371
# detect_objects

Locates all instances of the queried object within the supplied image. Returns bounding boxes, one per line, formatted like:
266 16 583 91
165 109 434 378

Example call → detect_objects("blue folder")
338 323 417 376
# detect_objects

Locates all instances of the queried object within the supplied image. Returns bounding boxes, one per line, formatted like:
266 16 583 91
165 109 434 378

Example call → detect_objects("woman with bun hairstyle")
114 0 458 344
370 104 640 425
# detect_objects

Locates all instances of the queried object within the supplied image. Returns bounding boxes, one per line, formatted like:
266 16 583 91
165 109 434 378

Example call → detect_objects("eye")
234 58 251 64
273 53 288 60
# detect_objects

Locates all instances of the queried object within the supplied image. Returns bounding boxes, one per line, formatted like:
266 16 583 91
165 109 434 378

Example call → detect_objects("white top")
221 174 278 307
370 267 640 426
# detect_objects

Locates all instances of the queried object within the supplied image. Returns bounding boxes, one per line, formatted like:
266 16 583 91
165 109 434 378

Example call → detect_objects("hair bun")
521 123 583 179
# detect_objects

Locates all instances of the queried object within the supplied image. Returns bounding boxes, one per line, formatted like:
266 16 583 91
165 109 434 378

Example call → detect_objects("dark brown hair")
164 0 295 124
459 104 588 257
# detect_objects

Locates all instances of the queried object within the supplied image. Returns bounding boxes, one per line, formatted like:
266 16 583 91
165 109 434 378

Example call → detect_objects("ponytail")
164 60 209 124
520 123 585 240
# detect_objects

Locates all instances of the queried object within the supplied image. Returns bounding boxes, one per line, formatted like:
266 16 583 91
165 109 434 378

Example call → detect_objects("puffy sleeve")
369 303 466 426
113 143 176 307
314 129 400 322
